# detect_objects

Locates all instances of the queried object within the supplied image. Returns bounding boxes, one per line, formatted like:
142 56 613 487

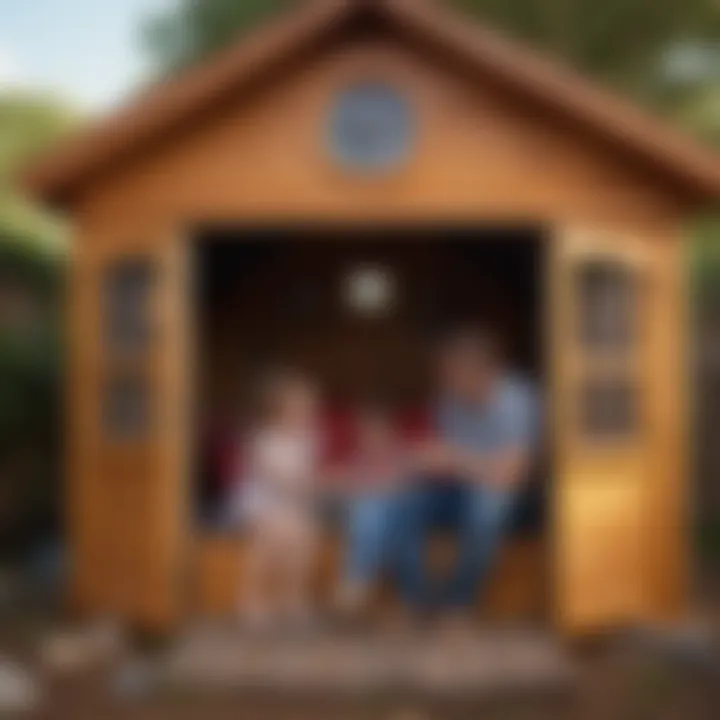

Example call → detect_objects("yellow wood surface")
68 230 190 630
192 534 547 621
551 227 687 634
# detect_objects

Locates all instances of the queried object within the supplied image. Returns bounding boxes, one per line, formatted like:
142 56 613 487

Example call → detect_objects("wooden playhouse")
25 0 720 634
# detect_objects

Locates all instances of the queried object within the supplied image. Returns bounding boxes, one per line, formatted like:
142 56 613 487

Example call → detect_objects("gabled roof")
24 0 720 208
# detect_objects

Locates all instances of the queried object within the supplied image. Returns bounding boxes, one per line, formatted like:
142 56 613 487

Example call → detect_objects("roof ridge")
23 0 720 206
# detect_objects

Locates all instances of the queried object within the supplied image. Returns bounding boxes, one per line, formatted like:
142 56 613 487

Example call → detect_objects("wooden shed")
25 0 720 635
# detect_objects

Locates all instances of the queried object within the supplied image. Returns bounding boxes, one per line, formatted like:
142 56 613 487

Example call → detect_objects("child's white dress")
235 428 319 524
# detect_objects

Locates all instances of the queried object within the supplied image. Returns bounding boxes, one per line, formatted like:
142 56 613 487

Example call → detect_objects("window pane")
578 263 637 352
581 378 637 439
103 371 151 440
103 259 156 357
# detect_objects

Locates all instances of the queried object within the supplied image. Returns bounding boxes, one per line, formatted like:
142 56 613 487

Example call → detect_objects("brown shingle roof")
24 0 720 207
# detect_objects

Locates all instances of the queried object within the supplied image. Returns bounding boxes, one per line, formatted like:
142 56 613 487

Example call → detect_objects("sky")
0 0 173 111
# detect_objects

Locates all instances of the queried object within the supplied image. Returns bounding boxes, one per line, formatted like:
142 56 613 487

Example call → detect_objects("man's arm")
448 444 531 488
448 380 539 487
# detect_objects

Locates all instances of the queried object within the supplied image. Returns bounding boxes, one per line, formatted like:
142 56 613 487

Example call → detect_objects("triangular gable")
24 0 720 207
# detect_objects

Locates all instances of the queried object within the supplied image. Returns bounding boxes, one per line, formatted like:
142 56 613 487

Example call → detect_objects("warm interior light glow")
343 265 396 316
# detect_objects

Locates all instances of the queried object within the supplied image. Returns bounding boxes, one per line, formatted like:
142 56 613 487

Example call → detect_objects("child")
236 370 321 629
336 403 407 615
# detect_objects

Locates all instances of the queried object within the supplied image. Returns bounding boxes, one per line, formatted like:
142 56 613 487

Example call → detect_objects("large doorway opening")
192 227 548 621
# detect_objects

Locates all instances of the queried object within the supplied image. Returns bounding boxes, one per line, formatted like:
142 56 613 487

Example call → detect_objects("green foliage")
0 235 62 300
691 217 720 295
0 314 61 444
0 91 76 251
698 517 720 565
0 89 73 556
453 0 720 101
0 235 65 557
144 0 720 102
666 83 720 148
143 0 297 74
0 93 74 175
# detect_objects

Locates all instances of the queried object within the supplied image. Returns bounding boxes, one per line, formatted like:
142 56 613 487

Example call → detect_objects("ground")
23 654 720 720
1 577 718 719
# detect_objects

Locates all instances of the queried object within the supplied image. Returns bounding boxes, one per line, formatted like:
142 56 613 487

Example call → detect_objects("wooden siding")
66 36 688 631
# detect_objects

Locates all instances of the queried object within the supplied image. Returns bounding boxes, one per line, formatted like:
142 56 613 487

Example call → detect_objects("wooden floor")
192 535 547 622
164 626 576 696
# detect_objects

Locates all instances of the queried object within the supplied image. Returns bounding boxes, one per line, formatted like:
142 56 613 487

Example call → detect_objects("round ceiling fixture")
343 265 397 316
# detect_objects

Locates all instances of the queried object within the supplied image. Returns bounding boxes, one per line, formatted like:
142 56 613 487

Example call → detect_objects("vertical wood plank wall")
645 235 689 620
69 228 190 629
550 228 689 632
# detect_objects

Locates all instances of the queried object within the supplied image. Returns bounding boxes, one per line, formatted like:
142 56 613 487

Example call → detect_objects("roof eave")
23 0 720 210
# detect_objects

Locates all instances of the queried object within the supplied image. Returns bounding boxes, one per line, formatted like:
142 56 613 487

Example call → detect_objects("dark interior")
194 227 546 534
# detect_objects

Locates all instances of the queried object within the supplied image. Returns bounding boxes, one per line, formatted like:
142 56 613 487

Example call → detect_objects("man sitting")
395 327 540 628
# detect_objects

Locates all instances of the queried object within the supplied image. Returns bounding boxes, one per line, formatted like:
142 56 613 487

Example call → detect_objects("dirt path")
2 584 718 720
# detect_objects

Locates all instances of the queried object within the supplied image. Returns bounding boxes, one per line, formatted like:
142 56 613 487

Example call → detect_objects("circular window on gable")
328 82 415 173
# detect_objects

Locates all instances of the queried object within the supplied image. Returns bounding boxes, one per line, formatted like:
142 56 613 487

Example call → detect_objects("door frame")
182 223 554 623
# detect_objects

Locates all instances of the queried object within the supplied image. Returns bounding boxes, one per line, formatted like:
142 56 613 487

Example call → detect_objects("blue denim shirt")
437 375 540 455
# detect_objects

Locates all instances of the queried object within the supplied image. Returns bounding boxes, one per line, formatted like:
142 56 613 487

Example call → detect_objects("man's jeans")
344 493 396 587
394 478 518 609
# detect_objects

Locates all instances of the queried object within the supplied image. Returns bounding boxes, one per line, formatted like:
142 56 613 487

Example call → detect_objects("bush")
0 236 64 560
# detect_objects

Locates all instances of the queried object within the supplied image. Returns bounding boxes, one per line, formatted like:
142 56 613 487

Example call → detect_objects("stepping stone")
163 626 577 697
0 657 41 713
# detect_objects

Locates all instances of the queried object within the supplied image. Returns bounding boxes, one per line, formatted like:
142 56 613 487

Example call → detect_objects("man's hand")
474 448 530 488
447 445 529 489
414 441 531 488
416 441 456 474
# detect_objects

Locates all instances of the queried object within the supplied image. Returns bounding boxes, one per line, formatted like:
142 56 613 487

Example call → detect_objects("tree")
662 82 720 148
143 0 296 75
144 0 720 105
0 92 74 558
0 237 64 559
0 92 76 251
454 0 720 104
